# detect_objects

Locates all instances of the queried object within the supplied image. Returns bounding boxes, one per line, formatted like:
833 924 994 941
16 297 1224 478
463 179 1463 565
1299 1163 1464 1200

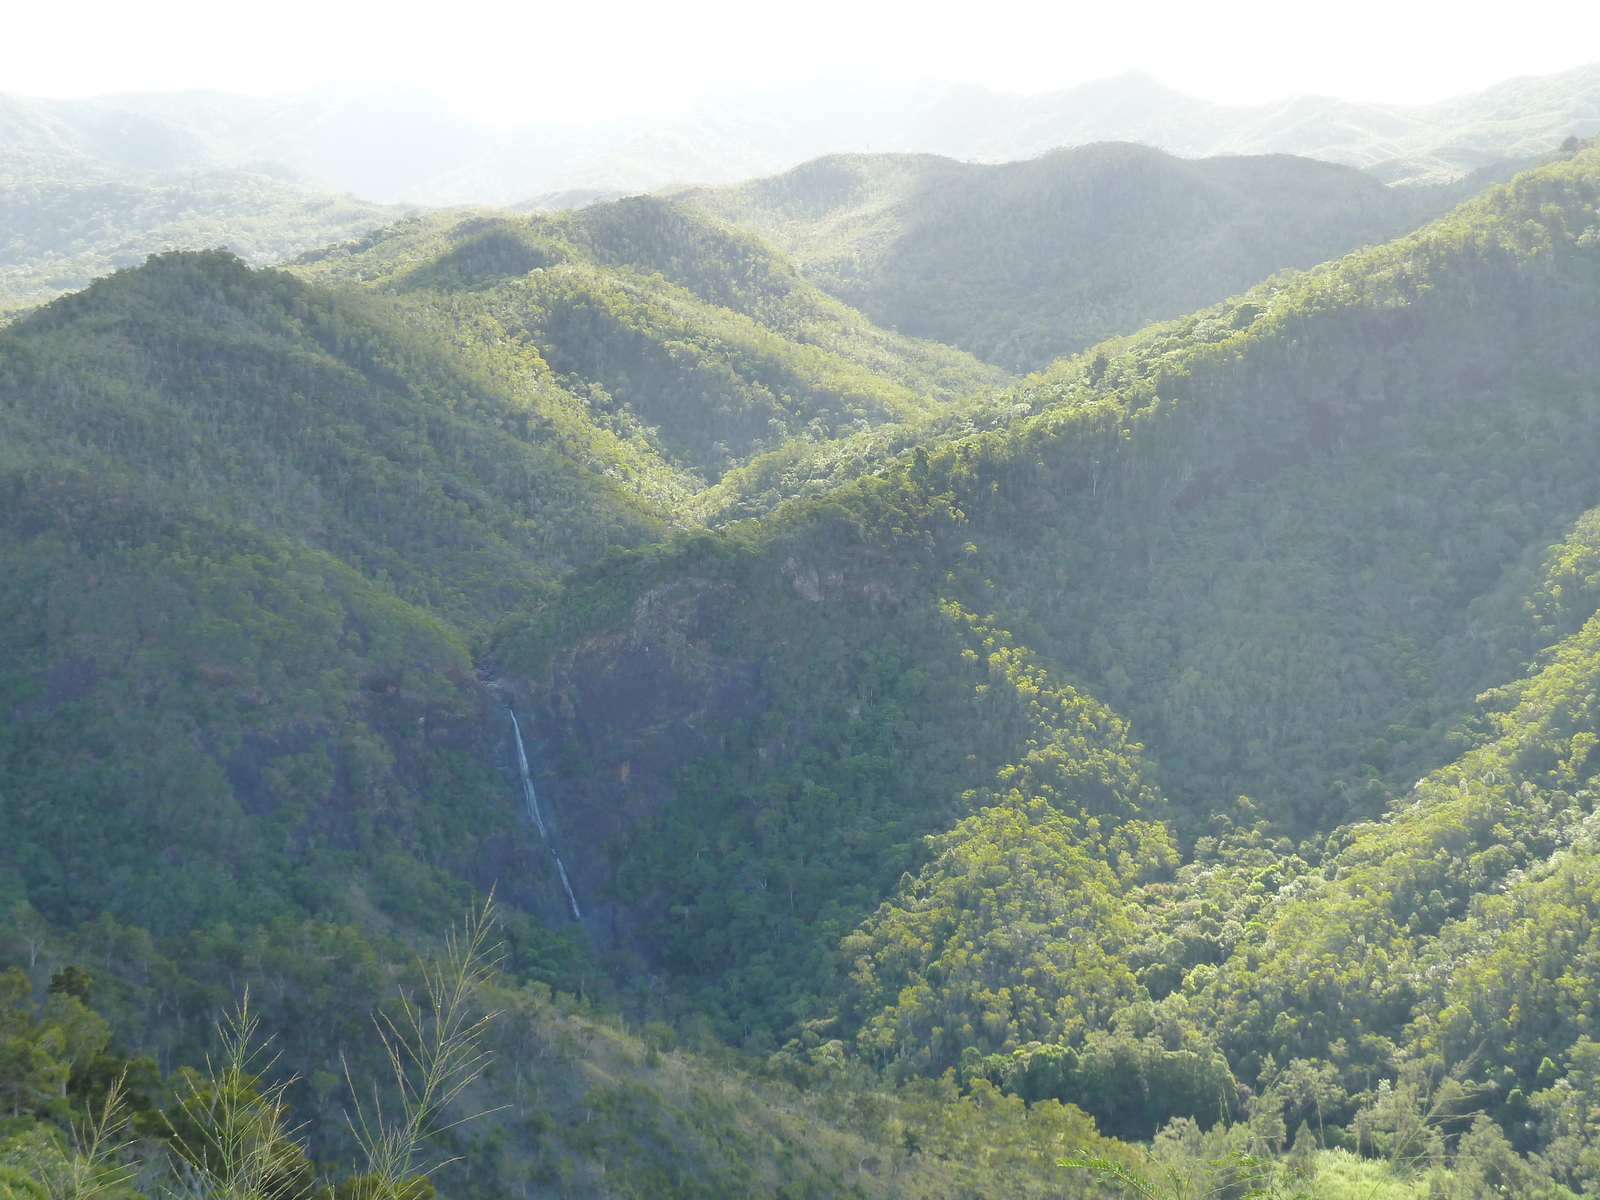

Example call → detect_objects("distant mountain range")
678 143 1496 371
5 64 1600 208
12 28 1600 1188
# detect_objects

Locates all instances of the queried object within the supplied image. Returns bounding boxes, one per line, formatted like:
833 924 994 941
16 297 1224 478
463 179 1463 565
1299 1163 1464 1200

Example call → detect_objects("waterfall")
508 708 547 839
507 708 582 922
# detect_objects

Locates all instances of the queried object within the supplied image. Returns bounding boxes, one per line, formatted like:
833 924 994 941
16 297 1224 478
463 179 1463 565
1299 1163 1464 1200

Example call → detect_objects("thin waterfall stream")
508 708 582 921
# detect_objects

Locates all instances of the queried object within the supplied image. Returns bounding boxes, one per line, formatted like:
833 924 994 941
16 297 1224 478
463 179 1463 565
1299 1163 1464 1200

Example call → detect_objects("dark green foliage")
488 144 1600 1143
0 485 536 932
13 118 1600 1200
0 250 662 932
962 1029 1238 1141
45 968 89 1004
1 249 662 620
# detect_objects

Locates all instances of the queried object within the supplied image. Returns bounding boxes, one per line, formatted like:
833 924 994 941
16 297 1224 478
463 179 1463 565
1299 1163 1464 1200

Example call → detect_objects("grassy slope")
679 143 1447 371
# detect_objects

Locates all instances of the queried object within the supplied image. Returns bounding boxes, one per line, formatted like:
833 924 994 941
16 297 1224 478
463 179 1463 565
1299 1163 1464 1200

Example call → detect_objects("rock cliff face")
496 512 954 964
506 576 767 950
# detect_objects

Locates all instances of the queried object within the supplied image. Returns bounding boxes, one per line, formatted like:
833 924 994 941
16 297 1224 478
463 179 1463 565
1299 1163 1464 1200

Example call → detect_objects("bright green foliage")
12 112 1600 1200
1198 569 1600 1081
842 797 1145 1070
0 1164 46 1200
494 142 1600 1066
0 965 114 1119
838 612 1170 1076
0 907 1135 1200
292 200 1003 489
0 968 70 1116
475 143 1600 1163
1129 799 1311 1003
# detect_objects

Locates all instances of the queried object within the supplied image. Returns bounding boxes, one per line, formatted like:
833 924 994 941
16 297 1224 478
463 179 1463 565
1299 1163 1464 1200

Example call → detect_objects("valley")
3 69 1600 1200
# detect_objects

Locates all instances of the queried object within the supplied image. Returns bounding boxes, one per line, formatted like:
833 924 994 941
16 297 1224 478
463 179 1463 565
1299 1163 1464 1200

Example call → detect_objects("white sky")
4 0 1599 124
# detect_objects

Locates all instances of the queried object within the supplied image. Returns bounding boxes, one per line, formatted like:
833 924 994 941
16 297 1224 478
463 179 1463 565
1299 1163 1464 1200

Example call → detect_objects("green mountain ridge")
5 125 1600 1200
677 141 1535 371
480 138 1600 1141
0 247 676 939
290 199 1004 499
0 167 401 315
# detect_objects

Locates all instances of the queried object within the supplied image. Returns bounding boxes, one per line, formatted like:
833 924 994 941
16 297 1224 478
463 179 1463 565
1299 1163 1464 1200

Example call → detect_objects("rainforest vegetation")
3 132 1600 1200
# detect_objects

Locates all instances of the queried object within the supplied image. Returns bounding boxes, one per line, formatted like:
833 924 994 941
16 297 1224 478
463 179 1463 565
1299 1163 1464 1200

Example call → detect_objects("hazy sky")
5 0 1599 123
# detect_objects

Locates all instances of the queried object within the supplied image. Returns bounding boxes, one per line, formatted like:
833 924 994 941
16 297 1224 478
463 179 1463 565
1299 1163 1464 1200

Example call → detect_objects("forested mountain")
4 61 1593 319
0 247 677 946
0 92 402 313
0 191 1099 1198
681 143 1464 370
6 112 1600 1200
482 134 1600 1158
0 195 1000 938
290 199 1004 497
0 166 398 313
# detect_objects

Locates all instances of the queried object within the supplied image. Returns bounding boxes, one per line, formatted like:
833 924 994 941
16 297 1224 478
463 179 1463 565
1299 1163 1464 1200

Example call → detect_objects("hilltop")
0 165 399 313
483 138 1600 1151
4 106 1600 1200
4 62 1593 318
289 198 1005 506
7 61 1598 209
680 143 1455 370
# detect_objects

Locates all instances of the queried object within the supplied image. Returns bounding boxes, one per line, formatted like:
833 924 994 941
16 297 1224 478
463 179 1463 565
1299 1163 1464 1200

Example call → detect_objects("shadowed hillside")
481 143 1600 1152
5 117 1600 1200
681 143 1460 370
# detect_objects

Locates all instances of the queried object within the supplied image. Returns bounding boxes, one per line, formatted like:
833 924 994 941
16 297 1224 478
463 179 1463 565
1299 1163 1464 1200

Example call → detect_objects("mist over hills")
896 62 1600 185
0 88 405 312
0 166 399 313
9 43 1600 1200
680 143 1469 371
6 62 1599 209
552 61 1600 198
3 61 1597 320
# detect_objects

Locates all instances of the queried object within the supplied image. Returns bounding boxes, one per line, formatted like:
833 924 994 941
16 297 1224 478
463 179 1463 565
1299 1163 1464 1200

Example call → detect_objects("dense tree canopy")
5 130 1600 1200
